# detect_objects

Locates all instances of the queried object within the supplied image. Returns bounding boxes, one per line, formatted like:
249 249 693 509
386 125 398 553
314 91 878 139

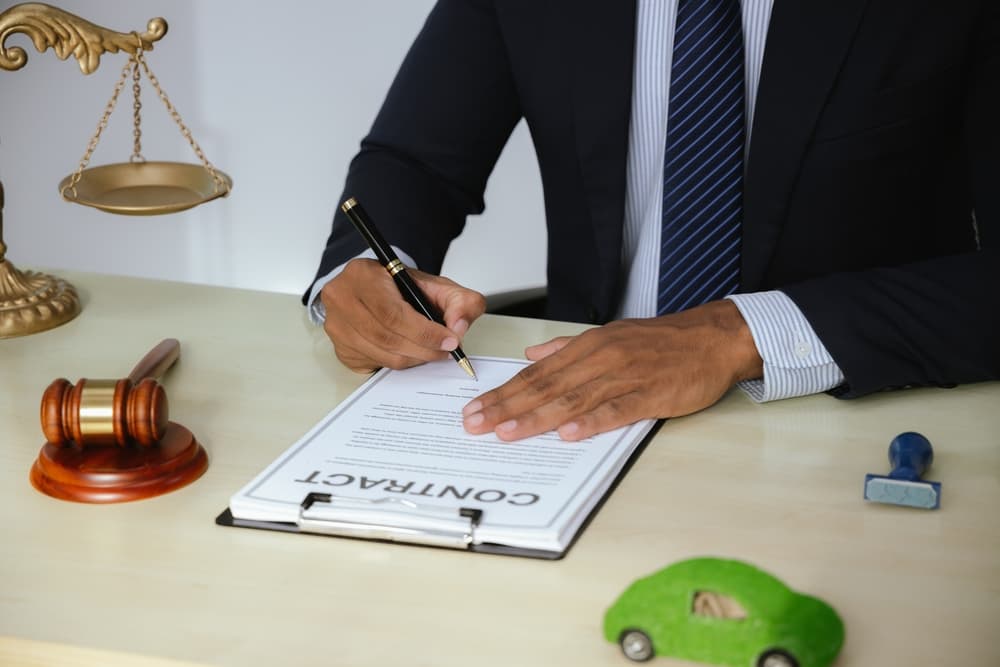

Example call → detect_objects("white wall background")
0 0 546 297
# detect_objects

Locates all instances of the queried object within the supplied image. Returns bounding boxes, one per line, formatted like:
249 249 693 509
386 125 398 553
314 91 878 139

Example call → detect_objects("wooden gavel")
40 339 180 448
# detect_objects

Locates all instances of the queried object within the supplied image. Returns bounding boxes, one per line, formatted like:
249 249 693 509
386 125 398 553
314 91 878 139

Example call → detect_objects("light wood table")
1 272 998 666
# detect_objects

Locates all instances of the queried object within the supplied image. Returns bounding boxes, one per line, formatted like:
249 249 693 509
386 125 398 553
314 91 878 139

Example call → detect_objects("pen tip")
459 358 477 381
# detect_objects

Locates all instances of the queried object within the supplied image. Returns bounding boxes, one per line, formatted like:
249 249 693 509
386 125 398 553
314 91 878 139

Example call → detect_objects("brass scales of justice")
0 2 232 339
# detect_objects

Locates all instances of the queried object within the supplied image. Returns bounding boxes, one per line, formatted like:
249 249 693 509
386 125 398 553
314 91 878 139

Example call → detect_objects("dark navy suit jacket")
308 0 1000 398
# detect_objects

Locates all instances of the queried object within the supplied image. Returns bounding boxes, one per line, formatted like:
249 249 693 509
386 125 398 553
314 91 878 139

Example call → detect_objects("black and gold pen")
341 197 477 380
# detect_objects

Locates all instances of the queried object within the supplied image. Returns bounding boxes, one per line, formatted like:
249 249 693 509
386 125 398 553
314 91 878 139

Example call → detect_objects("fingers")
462 302 760 442
321 259 482 372
524 336 571 361
417 269 487 332
552 392 648 440
469 376 645 443
463 330 630 440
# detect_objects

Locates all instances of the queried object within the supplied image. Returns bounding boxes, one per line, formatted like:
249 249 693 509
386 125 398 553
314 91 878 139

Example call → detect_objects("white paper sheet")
229 356 657 554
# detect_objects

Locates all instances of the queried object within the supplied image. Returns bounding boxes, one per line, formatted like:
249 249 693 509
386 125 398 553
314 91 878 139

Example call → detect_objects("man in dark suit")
305 1 998 442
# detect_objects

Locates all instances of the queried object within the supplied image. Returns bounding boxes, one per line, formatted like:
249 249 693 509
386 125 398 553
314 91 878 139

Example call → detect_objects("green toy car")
603 557 844 667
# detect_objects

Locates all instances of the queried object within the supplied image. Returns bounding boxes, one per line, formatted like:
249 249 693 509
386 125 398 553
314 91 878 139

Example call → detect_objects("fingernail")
497 420 517 433
441 336 458 351
464 412 484 428
559 422 580 438
462 400 481 416
453 319 469 337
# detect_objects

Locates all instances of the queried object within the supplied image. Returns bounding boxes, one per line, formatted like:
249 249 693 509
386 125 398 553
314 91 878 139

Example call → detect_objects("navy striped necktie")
657 0 745 315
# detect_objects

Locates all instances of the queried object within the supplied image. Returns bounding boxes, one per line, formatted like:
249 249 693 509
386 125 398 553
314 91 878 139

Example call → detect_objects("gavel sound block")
30 339 208 503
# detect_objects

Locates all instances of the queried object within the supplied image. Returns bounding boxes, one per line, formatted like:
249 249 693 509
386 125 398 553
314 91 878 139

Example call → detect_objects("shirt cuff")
306 246 418 325
726 291 845 402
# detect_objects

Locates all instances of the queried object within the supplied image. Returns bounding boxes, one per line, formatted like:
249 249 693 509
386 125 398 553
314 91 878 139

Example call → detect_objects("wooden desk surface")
1 272 998 667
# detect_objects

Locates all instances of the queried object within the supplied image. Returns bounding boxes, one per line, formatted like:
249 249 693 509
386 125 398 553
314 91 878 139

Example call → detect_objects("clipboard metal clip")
297 492 483 550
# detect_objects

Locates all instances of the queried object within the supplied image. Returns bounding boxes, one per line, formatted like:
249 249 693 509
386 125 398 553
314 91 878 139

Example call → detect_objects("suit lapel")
742 0 870 290
571 0 637 316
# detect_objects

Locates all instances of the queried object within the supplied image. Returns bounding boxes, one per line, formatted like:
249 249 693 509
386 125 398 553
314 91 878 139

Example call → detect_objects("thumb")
410 269 487 336
525 336 573 361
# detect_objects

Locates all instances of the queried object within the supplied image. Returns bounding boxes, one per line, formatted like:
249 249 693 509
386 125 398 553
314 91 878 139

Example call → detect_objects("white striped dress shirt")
619 0 844 401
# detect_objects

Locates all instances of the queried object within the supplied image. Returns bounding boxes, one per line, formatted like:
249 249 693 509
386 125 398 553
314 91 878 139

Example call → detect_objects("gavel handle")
127 339 181 383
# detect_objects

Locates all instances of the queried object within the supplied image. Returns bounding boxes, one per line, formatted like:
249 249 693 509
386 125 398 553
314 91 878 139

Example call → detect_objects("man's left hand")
461 300 764 441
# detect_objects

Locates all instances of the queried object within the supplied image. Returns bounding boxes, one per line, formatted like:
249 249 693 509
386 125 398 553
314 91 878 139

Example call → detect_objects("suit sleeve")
303 0 521 302
782 4 1000 397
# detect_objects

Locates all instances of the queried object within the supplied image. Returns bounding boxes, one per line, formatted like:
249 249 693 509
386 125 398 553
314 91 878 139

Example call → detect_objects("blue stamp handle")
888 432 933 482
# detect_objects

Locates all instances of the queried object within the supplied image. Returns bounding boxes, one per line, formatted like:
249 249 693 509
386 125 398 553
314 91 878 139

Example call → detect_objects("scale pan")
59 161 231 215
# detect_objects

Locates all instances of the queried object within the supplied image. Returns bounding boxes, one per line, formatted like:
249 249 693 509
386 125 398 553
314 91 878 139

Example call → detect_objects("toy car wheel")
756 648 800 667
618 629 654 662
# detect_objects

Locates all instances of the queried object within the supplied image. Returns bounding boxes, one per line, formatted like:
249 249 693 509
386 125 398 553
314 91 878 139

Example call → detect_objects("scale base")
0 258 80 338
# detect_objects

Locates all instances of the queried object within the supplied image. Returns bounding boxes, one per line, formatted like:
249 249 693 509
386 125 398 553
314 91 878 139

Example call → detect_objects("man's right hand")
320 258 486 374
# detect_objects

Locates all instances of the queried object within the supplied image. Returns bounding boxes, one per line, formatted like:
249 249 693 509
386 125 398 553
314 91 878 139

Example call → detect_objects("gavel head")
40 377 169 448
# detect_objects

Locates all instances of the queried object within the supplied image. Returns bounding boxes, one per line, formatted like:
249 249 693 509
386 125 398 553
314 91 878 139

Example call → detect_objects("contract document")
220 356 658 558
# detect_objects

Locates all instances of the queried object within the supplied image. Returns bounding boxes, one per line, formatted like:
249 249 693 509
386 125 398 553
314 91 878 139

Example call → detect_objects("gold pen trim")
341 197 357 213
385 259 405 276
458 358 478 381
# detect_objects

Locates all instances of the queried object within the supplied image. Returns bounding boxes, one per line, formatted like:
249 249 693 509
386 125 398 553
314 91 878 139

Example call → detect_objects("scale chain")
61 39 230 201
131 55 144 163
60 57 133 200
135 50 228 194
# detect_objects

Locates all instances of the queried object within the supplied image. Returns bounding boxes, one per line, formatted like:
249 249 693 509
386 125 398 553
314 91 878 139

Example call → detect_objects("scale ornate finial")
0 3 167 75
